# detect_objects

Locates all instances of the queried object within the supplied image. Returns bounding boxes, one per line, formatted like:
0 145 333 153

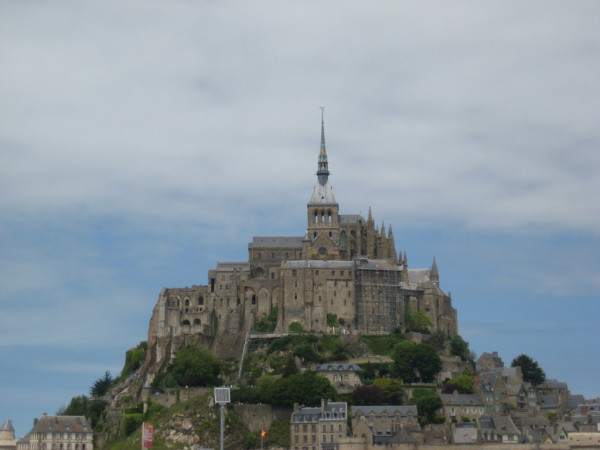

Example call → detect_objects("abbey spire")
317 107 330 186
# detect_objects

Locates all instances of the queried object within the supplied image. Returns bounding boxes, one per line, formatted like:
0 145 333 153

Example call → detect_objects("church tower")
304 110 340 260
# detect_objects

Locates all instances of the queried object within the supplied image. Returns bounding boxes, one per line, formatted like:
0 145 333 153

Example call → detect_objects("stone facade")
16 415 93 450
144 115 458 383
0 419 16 450
291 400 347 450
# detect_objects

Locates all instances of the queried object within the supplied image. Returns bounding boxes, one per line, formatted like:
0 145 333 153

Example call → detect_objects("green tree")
411 388 443 425
352 384 384 405
267 373 336 406
391 341 416 382
90 371 113 398
511 354 546 386
406 308 432 333
443 374 474 394
327 313 338 328
168 345 222 387
449 335 470 360
281 354 299 378
413 343 442 382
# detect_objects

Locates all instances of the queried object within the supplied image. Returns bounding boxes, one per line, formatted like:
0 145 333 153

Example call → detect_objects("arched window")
328 210 332 222
181 320 190 326
193 318 201 325
252 295 256 305
185 299 190 307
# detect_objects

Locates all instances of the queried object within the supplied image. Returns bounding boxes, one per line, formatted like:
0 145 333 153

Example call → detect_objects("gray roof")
1 419 14 432
339 214 365 224
308 182 337 205
479 371 498 391
316 363 361 372
407 268 430 283
249 236 304 248
479 415 519 435
540 395 559 409
27 415 90 434
292 402 347 422
440 393 484 407
215 262 249 271
284 260 354 269
352 405 418 417
355 259 401 271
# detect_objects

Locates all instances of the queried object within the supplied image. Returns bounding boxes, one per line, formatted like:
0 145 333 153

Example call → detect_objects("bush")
254 307 278 332
288 322 303 332
122 413 143 437
121 342 147 378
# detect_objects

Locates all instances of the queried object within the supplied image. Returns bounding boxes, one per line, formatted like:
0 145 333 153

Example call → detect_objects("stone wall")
233 404 292 434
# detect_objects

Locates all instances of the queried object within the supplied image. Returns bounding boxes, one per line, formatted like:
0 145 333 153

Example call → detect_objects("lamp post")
214 387 231 450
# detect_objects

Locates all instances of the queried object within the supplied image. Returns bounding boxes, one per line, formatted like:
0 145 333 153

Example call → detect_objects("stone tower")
303 110 341 261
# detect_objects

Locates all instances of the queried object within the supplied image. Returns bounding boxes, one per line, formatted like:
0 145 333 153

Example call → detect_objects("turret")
431 256 439 285
304 108 340 260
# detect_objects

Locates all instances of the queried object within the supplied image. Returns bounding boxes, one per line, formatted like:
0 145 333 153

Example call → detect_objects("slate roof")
26 415 91 434
215 262 249 271
1 419 14 432
292 402 347 423
249 236 304 248
568 394 585 410
356 259 401 271
339 214 365 224
373 427 417 445
407 268 430 283
284 260 354 269
352 405 418 418
316 363 361 372
440 393 484 407
309 182 337 205
540 395 559 409
479 414 519 436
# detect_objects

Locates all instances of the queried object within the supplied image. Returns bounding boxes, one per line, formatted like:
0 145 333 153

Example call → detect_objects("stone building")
16 414 93 450
351 405 419 439
144 114 458 381
291 400 347 450
0 419 16 450
315 364 362 393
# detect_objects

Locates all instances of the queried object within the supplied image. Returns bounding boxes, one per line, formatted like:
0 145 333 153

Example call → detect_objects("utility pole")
214 387 231 450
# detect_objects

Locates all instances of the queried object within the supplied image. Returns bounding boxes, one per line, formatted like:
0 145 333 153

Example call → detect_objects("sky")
1 0 599 438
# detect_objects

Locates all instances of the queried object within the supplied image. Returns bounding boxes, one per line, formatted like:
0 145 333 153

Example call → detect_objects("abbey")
147 115 457 360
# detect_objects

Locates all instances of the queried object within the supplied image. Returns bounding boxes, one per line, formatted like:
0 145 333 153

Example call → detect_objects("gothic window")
198 296 204 306
185 299 190 306
193 318 201 325
252 295 256 305
321 211 325 222
314 211 318 223
328 210 332 222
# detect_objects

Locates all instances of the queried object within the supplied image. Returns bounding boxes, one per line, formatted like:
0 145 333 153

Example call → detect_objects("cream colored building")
0 419 16 450
17 415 93 450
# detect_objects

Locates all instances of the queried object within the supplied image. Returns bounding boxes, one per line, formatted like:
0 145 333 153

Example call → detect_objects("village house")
315 364 362 393
291 400 347 450
16 414 93 450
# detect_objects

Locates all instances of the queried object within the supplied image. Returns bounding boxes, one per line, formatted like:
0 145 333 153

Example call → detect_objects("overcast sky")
1 0 599 437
